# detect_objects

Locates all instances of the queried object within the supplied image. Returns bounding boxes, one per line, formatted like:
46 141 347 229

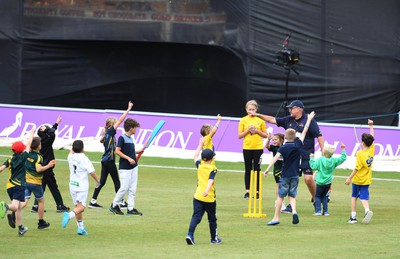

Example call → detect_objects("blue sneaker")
267 220 280 226
292 213 299 224
0 201 7 219
186 235 195 245
62 212 70 228
210 237 222 244
281 204 292 214
77 228 88 236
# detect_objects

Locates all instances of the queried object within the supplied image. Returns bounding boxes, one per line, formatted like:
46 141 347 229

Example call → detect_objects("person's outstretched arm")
299 111 315 142
209 114 221 139
25 126 36 153
264 152 280 175
256 113 277 125
368 119 374 137
114 101 134 130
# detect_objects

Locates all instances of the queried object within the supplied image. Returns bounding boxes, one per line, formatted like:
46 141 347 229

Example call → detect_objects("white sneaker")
362 211 373 224
281 202 286 211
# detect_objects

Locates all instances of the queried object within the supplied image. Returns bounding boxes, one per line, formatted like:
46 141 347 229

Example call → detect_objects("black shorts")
7 185 26 202
273 171 281 183
300 159 313 176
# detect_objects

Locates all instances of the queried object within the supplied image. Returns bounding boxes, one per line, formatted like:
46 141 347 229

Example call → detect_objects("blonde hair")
324 142 336 158
285 128 296 141
100 117 117 143
245 100 259 111
200 124 212 137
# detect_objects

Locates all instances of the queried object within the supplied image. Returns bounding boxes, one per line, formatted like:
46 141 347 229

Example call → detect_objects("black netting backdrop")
0 0 399 125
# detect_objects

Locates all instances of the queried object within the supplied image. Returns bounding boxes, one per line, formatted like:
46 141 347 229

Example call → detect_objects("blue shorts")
278 176 299 198
7 186 26 202
25 183 44 200
351 184 370 200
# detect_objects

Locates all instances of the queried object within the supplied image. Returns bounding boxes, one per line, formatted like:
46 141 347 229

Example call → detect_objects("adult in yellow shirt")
238 100 268 199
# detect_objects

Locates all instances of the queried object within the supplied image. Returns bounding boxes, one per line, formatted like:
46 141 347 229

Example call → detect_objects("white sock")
69 211 76 219
365 208 370 213
77 220 84 229
351 212 356 218
90 199 96 204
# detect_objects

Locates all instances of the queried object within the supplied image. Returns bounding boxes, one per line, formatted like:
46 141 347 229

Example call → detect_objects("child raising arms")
264 111 315 226
345 119 375 224
194 114 221 167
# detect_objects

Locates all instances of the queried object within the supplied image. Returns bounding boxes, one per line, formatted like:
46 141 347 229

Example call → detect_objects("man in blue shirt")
257 100 324 209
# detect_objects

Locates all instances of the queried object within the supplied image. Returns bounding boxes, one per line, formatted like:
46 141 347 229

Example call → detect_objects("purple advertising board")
0 104 399 171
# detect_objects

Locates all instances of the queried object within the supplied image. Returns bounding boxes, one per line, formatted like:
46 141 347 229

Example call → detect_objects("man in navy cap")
256 100 324 211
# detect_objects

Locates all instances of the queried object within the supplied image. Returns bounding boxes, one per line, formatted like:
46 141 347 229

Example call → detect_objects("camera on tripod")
278 48 299 68
276 33 300 69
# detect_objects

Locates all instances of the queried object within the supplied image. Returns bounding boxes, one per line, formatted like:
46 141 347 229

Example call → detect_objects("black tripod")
275 67 299 117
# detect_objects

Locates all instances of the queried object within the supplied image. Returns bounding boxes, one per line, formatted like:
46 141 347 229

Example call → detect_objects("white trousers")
113 167 138 210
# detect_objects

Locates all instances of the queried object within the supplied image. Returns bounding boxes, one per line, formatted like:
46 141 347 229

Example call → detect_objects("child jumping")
345 119 375 224
310 142 347 216
62 140 100 235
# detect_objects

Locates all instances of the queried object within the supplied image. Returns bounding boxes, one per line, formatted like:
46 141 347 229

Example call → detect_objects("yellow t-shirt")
25 151 44 185
352 144 375 185
238 115 266 150
194 163 217 203
199 135 216 165
202 135 214 151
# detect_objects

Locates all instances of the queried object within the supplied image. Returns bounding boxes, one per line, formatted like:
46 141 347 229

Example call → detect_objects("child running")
345 119 375 224
62 140 100 235
310 142 347 216
0 127 35 236
21 136 56 229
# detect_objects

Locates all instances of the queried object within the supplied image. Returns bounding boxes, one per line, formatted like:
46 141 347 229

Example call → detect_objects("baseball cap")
201 149 215 161
12 141 26 154
286 100 304 109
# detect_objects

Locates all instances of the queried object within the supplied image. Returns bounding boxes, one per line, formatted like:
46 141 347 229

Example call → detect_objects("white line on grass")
1 155 399 182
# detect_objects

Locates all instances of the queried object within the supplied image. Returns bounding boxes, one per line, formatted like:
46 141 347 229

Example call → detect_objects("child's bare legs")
63 201 87 233
360 199 369 212
270 196 283 222
304 174 316 201
8 200 23 226
351 197 357 215
74 202 85 221
289 196 300 224
20 199 28 210
289 196 296 214
37 198 45 220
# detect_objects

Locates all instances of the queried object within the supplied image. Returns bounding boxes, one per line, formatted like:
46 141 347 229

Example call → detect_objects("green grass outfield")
0 147 399 259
